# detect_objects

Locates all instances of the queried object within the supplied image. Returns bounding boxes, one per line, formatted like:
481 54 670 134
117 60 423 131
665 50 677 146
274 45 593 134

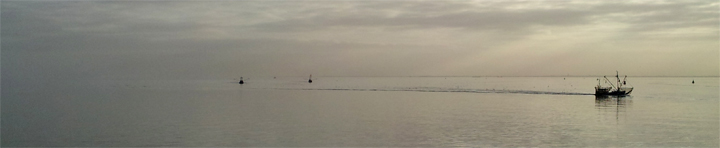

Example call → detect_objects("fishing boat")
595 71 633 96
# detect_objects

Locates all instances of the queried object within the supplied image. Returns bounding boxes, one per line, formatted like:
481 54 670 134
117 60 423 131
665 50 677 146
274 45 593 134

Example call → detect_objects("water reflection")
595 95 633 107
595 95 633 124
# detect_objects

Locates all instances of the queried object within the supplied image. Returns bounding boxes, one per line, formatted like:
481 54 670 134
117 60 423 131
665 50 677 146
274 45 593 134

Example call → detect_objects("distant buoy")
239 77 244 84
692 80 694 84
308 75 313 83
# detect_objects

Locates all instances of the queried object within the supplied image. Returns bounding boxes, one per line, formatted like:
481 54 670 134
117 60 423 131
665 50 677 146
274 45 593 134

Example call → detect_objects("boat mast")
616 71 621 88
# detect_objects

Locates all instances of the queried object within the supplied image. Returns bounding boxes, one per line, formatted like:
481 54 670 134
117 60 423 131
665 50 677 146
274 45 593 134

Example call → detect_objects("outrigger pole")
604 76 616 89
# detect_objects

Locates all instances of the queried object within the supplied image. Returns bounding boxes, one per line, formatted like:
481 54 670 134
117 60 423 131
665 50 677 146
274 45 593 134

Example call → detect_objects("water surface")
2 77 718 147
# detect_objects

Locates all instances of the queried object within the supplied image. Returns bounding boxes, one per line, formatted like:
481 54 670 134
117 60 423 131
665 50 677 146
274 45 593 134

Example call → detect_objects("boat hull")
594 72 633 96
595 87 633 96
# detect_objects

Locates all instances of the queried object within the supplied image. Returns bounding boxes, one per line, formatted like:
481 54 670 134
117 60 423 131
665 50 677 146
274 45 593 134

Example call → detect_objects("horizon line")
274 75 720 77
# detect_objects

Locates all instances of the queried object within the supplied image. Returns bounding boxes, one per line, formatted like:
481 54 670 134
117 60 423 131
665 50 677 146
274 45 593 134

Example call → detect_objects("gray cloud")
250 1 717 34
5 1 715 41
590 1 718 33
1 0 717 84
251 8 593 32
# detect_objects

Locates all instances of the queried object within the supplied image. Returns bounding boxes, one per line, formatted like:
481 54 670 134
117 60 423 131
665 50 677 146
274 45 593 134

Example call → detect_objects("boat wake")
266 87 594 96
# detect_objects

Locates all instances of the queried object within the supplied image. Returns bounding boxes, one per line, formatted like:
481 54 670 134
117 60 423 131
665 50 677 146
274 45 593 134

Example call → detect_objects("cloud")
248 1 595 32
590 1 718 33
251 9 592 32
5 1 715 42
242 0 717 43
1 0 717 81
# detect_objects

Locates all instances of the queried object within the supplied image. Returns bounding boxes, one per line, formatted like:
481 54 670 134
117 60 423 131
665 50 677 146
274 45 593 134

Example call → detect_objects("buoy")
308 75 313 83
692 80 694 84
239 77 244 84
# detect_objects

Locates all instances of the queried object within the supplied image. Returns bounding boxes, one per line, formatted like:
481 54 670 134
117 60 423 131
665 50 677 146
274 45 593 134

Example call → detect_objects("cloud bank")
2 0 717 83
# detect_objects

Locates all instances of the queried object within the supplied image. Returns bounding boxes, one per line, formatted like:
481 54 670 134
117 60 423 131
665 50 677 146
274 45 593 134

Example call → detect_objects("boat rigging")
595 71 633 96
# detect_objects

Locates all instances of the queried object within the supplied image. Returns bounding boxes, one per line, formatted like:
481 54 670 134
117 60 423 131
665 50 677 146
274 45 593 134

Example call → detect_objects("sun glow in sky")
2 0 718 81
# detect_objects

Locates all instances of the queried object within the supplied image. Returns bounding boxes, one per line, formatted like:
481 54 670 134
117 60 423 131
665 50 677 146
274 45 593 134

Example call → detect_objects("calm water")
2 77 718 147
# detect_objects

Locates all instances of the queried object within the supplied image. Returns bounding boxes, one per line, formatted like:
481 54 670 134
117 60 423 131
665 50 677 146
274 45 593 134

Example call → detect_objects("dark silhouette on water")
308 75 313 83
692 79 694 84
239 77 244 84
595 71 633 96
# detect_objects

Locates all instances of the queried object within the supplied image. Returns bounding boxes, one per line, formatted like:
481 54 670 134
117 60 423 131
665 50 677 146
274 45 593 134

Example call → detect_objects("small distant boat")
595 71 633 96
308 75 313 83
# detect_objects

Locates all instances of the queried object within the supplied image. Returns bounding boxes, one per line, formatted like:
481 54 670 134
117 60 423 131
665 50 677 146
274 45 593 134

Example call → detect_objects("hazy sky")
2 0 718 81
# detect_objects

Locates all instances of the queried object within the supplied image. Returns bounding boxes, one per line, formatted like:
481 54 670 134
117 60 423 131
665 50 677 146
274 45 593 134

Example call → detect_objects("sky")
2 0 718 82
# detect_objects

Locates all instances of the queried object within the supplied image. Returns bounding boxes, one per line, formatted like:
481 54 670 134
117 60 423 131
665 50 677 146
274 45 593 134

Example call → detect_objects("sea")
2 77 718 147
